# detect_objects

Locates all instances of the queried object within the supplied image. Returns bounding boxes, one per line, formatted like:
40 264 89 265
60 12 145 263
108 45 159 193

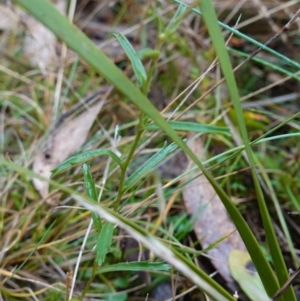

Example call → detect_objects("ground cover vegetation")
1 0 300 300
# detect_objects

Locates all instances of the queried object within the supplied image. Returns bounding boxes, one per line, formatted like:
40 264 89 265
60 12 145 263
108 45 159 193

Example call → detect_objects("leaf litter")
182 135 247 287
32 91 107 198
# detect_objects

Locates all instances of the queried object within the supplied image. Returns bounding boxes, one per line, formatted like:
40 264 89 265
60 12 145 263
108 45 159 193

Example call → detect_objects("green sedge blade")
82 164 102 233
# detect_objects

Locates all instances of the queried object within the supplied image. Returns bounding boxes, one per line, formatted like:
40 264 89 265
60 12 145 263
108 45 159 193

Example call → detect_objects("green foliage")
2 0 299 300
52 149 123 177
83 164 102 232
97 261 171 274
114 33 147 87
145 120 230 135
165 3 187 35
96 222 114 266
124 141 179 190
198 1 296 300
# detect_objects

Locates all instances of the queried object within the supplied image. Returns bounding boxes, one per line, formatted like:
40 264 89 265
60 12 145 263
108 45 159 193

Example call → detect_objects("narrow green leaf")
82 164 97 200
166 3 187 35
51 149 123 177
145 121 230 136
98 261 171 274
228 48 300 81
96 222 114 266
114 33 147 87
82 164 102 233
124 141 178 190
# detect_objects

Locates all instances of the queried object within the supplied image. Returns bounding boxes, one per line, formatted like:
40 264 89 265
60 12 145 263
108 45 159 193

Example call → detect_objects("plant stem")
114 111 145 211
81 260 97 300
113 33 166 212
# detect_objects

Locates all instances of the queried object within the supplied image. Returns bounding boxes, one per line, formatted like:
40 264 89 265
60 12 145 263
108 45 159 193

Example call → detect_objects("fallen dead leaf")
229 250 270 301
32 99 105 198
0 1 66 69
182 135 246 286
0 5 19 30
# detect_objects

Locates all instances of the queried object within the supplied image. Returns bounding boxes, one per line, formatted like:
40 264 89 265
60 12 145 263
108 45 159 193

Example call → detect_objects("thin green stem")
114 111 145 211
81 259 98 300
143 38 164 93
114 32 166 212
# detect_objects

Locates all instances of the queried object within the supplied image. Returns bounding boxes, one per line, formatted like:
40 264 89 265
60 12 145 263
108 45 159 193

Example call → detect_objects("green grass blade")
97 261 171 274
198 0 296 300
82 164 102 233
228 48 300 81
255 156 299 267
145 121 230 135
286 186 300 211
